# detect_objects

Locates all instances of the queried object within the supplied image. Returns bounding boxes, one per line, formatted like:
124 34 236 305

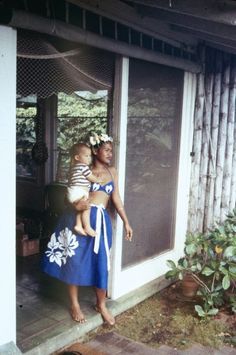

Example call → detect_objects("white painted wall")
0 25 17 345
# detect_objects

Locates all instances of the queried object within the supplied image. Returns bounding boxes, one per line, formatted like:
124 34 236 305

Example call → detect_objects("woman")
42 133 133 325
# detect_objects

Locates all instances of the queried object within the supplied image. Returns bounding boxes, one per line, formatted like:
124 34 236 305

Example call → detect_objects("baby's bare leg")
74 212 87 235
81 209 97 237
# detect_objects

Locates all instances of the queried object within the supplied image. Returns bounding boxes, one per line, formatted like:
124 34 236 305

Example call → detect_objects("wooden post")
214 53 231 223
188 47 205 232
204 51 222 230
197 52 214 231
229 60 236 211
221 57 236 219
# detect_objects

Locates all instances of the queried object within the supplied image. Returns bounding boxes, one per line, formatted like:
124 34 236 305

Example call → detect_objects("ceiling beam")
138 6 236 42
204 41 236 56
67 0 197 49
128 0 236 26
171 25 236 55
171 24 236 54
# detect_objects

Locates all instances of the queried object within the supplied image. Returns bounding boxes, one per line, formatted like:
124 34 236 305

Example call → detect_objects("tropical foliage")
56 92 108 181
165 209 236 318
57 91 108 152
16 91 108 179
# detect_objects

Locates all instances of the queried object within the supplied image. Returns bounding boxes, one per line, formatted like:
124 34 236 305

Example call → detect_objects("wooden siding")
188 46 236 232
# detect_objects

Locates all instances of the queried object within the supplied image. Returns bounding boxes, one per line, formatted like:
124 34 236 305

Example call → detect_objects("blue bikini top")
90 181 114 195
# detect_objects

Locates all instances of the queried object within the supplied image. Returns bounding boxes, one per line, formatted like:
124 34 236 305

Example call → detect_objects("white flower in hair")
100 133 113 143
95 133 100 144
89 133 100 146
89 132 113 146
89 136 97 146
100 133 107 141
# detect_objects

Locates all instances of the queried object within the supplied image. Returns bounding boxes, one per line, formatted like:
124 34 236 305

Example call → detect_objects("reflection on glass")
56 91 109 182
122 59 184 267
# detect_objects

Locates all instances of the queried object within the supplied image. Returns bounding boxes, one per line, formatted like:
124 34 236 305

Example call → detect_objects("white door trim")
110 62 196 300
109 56 129 297
0 25 17 345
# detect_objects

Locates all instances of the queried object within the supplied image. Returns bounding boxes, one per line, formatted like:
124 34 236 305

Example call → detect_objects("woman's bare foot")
95 304 115 326
70 304 86 323
84 226 97 238
74 225 87 236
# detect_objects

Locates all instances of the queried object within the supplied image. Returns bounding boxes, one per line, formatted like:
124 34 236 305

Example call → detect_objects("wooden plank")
139 6 236 42
171 25 236 55
204 41 236 56
68 0 197 48
130 0 236 26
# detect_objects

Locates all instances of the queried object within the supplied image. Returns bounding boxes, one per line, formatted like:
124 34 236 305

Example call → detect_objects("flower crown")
89 133 113 147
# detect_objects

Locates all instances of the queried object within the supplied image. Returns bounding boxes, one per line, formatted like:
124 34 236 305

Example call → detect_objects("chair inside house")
42 182 68 248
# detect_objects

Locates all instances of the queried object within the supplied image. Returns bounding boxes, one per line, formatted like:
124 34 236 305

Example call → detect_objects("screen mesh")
17 30 115 98
122 58 184 267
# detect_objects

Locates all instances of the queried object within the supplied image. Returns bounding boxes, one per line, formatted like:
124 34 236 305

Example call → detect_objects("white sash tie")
91 204 110 271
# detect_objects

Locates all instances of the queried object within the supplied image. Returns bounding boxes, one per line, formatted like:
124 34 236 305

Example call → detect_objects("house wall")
188 46 236 232
0 1 233 351
0 25 17 346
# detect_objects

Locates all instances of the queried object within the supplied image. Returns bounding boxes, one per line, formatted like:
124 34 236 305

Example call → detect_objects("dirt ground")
86 282 236 350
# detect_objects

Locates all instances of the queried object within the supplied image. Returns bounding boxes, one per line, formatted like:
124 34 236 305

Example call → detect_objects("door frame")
0 25 17 345
109 56 196 300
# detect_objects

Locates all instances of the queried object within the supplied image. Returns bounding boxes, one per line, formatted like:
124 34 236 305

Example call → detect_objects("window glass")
56 90 109 182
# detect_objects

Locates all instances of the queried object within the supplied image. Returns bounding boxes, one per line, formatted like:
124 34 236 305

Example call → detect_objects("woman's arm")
110 167 133 241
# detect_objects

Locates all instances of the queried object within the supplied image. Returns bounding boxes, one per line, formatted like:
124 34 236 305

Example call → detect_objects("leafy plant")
165 209 236 318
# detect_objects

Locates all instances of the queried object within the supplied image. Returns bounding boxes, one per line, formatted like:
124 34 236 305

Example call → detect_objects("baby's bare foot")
70 305 86 323
84 226 97 238
74 225 87 236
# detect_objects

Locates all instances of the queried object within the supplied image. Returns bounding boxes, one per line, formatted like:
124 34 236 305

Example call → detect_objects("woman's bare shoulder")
108 166 117 177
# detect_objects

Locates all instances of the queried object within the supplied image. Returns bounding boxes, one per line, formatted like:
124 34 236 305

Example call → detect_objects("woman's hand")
124 223 133 242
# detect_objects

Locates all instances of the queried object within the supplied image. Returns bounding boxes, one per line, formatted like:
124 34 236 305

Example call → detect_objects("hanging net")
17 30 115 98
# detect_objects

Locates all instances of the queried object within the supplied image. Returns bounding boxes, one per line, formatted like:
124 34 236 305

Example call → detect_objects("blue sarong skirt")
42 205 112 290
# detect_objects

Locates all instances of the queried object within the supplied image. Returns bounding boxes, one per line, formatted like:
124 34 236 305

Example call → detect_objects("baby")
67 143 102 237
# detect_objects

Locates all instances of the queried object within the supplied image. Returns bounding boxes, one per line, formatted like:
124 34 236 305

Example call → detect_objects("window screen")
122 58 184 267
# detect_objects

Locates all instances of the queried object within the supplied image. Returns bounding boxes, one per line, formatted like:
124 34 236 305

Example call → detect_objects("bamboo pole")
204 51 222 230
213 53 231 223
221 57 236 219
229 59 236 211
197 49 214 232
188 47 205 233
